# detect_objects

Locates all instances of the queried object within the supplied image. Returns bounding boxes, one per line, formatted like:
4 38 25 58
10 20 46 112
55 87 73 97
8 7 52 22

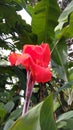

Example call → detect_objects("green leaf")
68 67 73 81
57 111 73 130
55 1 73 40
55 0 73 31
8 108 22 120
14 67 26 90
32 0 60 43
9 95 57 130
52 60 67 80
57 121 67 129
58 0 73 23
4 119 14 130
54 102 60 112
9 103 42 130
54 80 73 96
12 0 26 10
51 39 68 80
40 95 57 130
51 39 67 66
0 66 15 75
0 103 6 123
5 101 15 113
64 118 73 130
55 15 73 40
57 111 73 123
0 4 18 28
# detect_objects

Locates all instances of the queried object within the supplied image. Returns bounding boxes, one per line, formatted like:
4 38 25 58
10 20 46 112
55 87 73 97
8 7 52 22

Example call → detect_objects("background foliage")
0 0 73 130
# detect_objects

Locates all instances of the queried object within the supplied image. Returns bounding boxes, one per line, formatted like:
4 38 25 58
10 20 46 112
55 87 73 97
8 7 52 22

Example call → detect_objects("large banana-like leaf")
32 0 60 43
8 95 57 130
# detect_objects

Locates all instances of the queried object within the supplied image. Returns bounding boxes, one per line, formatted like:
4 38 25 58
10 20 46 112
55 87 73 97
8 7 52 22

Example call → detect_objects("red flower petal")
22 43 51 67
41 43 51 67
8 52 21 66
23 45 43 65
16 54 34 71
32 64 52 83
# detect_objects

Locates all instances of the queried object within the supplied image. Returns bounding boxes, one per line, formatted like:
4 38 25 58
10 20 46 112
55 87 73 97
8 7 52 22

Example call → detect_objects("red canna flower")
8 43 52 83
8 43 52 115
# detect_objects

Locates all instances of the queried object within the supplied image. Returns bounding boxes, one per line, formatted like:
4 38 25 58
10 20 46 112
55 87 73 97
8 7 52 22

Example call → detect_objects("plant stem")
22 71 34 116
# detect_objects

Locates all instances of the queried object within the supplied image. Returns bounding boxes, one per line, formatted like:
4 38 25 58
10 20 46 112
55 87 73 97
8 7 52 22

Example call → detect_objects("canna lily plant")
8 43 52 116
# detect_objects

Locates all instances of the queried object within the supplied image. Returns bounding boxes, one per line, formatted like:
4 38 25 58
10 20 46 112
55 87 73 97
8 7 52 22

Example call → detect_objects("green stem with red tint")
22 71 35 116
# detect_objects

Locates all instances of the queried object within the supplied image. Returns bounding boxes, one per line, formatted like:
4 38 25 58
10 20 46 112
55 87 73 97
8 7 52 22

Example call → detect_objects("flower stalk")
22 71 35 116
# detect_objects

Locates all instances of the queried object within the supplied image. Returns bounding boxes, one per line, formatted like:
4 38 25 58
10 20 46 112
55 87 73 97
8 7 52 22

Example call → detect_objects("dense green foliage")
0 0 73 130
